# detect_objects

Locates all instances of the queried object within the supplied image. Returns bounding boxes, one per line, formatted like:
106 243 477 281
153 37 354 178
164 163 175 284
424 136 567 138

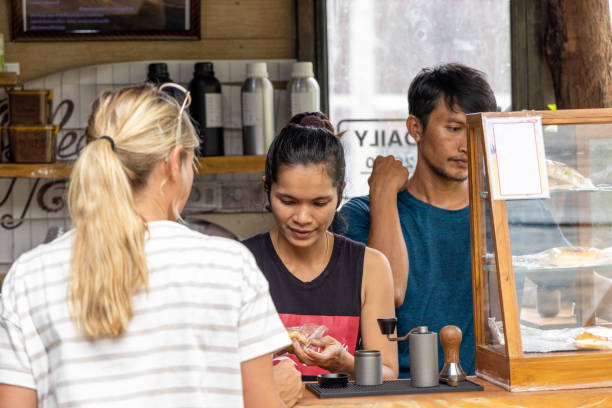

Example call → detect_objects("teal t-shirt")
334 190 473 377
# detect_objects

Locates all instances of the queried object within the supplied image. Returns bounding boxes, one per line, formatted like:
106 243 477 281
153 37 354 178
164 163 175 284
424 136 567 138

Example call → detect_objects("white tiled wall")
0 58 295 273
0 178 71 274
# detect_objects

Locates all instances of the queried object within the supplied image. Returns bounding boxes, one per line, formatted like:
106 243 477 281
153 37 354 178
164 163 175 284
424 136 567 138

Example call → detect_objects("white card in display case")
483 116 550 200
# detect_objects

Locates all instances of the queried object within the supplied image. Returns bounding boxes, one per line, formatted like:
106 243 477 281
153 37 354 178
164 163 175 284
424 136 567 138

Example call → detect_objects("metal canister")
287 62 320 117
409 326 439 387
240 62 274 155
354 349 382 386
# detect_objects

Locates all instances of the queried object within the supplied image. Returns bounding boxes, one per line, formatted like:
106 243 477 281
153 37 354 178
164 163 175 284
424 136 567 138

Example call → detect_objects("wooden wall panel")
202 0 295 39
0 0 296 83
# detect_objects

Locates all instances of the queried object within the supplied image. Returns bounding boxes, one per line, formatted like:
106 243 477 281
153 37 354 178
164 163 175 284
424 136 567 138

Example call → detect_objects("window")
327 0 511 197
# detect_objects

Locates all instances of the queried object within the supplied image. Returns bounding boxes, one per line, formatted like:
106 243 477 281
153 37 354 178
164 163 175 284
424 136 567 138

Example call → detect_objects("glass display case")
467 109 612 391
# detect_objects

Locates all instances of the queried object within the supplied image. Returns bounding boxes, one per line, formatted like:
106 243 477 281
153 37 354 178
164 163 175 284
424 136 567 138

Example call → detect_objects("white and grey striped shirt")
0 220 290 407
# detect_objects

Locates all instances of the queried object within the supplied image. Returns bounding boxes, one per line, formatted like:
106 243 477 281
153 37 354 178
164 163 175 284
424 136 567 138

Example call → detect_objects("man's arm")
368 156 410 307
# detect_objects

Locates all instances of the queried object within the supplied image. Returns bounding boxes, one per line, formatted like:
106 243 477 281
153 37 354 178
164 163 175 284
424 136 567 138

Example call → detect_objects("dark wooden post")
545 0 612 109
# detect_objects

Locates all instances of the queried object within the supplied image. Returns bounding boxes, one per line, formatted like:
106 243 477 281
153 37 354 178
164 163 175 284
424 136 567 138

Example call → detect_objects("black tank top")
242 232 365 378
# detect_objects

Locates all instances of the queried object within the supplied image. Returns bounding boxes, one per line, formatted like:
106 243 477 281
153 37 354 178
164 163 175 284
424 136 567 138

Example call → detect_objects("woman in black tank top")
242 113 398 380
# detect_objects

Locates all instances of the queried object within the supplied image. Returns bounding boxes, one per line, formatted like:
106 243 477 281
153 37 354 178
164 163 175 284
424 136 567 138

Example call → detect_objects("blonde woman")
0 85 295 408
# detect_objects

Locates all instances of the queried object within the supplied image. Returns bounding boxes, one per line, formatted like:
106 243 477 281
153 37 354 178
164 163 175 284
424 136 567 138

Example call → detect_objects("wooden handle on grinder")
440 325 462 364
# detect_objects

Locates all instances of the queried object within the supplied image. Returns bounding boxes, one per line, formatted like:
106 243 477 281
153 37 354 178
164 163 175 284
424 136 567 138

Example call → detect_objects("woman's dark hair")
408 63 497 130
264 112 345 207
287 111 336 132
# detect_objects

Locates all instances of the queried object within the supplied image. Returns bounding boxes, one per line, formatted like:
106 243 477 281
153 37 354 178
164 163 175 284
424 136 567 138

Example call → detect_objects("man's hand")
368 155 410 197
272 359 303 407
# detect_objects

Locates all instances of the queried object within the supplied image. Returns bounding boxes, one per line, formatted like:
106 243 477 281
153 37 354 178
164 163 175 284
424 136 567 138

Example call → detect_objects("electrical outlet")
184 179 266 214
183 181 220 213
220 182 265 212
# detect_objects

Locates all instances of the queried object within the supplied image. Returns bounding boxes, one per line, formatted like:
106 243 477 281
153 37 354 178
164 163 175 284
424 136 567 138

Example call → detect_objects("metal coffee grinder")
377 318 438 387
377 318 467 387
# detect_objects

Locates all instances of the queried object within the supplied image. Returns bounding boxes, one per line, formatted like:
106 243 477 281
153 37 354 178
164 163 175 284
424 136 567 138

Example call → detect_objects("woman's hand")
272 359 303 407
241 353 287 408
292 336 354 375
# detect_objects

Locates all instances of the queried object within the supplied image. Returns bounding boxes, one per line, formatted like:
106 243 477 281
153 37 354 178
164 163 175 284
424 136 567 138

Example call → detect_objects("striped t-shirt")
0 220 290 408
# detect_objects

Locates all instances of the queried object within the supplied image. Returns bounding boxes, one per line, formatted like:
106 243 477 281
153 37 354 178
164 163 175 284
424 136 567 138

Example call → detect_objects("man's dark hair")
264 112 345 208
408 63 497 130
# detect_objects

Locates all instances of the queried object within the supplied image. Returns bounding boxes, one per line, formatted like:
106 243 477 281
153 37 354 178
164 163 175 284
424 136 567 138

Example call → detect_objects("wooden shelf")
196 155 266 174
0 156 266 179
0 72 18 86
0 163 72 178
520 306 577 330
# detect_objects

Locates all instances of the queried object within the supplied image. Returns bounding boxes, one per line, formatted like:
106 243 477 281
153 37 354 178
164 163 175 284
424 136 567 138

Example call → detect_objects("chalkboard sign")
11 0 200 41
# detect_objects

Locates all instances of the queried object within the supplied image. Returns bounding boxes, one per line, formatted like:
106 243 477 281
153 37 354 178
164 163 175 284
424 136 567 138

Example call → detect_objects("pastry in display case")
467 109 612 391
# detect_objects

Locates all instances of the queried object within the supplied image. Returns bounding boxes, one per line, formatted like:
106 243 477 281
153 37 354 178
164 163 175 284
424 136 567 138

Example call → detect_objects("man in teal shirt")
334 64 497 376
334 64 569 376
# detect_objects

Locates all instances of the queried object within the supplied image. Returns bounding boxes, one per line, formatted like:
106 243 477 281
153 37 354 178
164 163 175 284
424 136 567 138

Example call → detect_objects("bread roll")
547 159 594 189
549 246 604 267
575 331 612 350
287 330 309 347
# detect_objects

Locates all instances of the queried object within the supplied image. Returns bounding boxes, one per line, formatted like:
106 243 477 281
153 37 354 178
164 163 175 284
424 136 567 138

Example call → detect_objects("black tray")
306 379 484 398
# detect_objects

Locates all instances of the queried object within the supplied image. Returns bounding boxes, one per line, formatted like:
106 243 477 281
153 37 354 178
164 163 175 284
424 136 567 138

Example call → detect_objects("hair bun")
299 115 327 128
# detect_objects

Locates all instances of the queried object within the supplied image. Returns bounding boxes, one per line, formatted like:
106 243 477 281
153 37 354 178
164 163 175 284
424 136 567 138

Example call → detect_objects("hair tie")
100 135 115 151
299 115 327 128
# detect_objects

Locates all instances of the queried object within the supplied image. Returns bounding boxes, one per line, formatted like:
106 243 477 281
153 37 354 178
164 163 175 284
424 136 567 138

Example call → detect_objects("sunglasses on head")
159 82 191 117
158 82 195 148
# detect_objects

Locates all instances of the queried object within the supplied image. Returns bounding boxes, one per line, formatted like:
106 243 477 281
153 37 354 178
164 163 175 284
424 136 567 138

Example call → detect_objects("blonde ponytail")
68 85 198 338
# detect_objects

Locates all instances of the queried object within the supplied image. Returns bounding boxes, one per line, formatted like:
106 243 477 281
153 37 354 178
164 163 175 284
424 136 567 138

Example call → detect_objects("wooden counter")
295 377 612 407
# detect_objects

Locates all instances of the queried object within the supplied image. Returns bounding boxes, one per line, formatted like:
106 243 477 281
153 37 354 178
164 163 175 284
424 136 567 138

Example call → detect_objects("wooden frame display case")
467 108 612 391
